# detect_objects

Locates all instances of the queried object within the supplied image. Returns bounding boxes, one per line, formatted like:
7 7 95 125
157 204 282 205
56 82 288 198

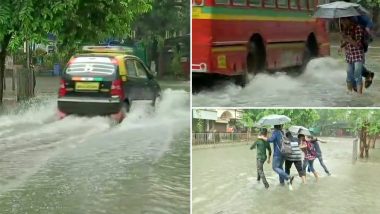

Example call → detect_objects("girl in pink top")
300 135 319 182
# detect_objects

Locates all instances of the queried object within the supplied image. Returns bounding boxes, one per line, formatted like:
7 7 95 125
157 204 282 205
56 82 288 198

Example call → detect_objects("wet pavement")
192 46 380 107
192 137 380 214
0 89 190 213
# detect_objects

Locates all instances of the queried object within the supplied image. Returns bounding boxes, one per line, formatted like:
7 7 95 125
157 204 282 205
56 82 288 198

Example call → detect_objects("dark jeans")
256 158 269 187
272 155 290 184
285 160 305 177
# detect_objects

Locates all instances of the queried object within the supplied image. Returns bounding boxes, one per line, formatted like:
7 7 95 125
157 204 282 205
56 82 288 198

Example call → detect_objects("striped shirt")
286 141 303 161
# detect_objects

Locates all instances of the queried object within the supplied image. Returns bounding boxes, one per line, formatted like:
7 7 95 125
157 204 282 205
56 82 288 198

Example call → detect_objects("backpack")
278 135 292 157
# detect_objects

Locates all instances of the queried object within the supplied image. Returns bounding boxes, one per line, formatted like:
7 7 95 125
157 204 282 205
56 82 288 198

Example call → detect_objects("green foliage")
241 109 320 129
193 109 206 133
0 0 153 102
195 119 205 133
242 109 380 137
1 0 153 55
133 0 189 47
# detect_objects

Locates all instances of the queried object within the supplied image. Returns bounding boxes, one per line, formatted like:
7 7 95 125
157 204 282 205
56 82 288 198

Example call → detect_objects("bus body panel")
192 1 330 76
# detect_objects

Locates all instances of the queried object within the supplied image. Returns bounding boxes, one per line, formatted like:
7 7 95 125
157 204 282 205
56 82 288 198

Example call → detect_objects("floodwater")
0 89 190 214
192 137 380 214
192 46 380 107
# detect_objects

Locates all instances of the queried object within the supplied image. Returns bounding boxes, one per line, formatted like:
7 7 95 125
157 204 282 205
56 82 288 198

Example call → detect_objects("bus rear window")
66 57 116 75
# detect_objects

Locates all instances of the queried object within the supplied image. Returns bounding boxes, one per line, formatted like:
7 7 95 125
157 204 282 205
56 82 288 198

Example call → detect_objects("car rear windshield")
65 57 116 75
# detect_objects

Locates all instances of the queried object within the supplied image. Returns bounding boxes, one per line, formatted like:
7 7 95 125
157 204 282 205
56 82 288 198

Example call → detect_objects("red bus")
192 0 330 85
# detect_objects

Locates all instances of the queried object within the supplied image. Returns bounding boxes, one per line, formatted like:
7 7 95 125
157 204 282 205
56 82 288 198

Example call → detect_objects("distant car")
57 46 161 122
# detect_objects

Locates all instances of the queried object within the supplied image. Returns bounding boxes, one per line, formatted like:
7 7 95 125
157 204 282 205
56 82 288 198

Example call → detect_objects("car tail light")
58 79 67 97
111 79 125 100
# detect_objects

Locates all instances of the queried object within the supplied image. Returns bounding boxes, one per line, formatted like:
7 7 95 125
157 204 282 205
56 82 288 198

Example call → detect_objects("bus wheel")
301 35 318 73
301 45 312 72
235 71 248 87
247 42 260 75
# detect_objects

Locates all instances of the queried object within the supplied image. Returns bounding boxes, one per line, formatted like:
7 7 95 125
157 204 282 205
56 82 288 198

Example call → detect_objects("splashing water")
0 89 190 213
193 57 380 107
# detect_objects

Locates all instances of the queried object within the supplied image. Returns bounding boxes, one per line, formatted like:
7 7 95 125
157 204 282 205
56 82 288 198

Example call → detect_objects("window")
135 61 148 79
308 0 315 10
277 0 288 8
232 0 246 5
66 57 116 75
290 0 298 9
264 0 275 7
125 59 137 77
215 0 229 4
249 0 261 6
300 0 308 10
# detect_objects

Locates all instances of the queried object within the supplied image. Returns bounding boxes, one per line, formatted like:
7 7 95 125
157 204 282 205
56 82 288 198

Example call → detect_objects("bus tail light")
192 63 208 73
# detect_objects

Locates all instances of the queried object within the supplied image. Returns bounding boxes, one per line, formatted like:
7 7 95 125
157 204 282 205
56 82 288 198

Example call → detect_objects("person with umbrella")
256 115 295 187
314 1 370 94
340 17 366 94
339 16 375 92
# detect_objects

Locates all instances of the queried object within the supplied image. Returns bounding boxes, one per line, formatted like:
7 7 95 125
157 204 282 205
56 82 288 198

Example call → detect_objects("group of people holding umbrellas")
250 114 330 190
314 1 376 94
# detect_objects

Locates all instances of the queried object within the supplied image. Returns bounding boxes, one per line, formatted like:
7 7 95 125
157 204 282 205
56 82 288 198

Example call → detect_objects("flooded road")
192 46 380 107
192 137 380 214
0 89 190 214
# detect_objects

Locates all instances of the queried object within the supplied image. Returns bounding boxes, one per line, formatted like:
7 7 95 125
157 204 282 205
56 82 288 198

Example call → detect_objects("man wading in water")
259 125 295 187
250 128 272 189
